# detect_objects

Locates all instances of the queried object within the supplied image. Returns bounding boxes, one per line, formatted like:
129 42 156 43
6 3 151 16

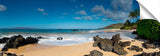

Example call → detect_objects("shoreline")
1 38 159 56
0 29 141 56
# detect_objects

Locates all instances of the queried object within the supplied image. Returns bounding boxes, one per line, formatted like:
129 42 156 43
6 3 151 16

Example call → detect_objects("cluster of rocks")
0 52 21 56
84 50 103 56
127 45 143 52
143 42 156 49
0 35 39 51
134 51 160 56
93 34 131 55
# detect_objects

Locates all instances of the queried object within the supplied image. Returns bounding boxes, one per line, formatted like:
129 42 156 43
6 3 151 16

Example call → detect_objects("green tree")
124 19 131 26
128 9 140 23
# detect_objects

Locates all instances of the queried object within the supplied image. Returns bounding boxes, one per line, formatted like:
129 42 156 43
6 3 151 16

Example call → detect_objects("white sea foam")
0 30 137 48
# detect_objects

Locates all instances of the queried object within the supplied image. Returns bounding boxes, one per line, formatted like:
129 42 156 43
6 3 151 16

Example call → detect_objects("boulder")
111 34 121 46
93 35 103 47
2 35 25 51
119 41 131 47
57 37 63 40
132 31 138 34
0 37 10 43
37 36 45 39
2 35 39 51
127 45 143 52
134 51 160 56
98 38 113 51
143 42 156 49
0 53 19 56
25 37 39 44
84 50 103 56
113 45 128 55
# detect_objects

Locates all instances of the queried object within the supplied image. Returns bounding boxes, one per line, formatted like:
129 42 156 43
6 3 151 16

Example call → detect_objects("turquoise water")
0 29 98 34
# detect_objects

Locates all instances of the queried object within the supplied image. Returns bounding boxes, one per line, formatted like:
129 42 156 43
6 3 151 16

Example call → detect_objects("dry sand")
0 39 159 56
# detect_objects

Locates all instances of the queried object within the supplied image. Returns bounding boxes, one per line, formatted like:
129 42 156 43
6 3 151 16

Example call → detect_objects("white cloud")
37 8 44 12
0 4 7 11
91 5 130 22
74 17 81 20
111 0 133 12
76 10 87 15
91 5 105 13
81 16 93 20
74 16 93 20
37 8 48 15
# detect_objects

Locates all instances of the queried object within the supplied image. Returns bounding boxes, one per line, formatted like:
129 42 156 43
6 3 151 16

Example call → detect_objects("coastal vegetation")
137 19 160 41
121 9 139 30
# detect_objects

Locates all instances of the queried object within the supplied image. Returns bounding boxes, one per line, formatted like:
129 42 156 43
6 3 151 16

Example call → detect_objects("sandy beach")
1 38 159 56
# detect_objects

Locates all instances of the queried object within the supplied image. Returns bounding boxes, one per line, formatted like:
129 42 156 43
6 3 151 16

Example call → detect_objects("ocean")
0 29 137 48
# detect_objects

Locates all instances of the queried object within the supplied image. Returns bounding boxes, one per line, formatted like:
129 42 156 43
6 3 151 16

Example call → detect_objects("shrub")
137 19 160 40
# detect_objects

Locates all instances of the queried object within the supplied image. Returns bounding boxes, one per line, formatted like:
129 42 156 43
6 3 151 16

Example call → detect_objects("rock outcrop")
113 45 128 55
132 31 137 34
143 42 156 49
111 34 121 46
119 41 131 47
84 50 103 56
98 38 113 51
134 51 160 56
57 37 63 40
1 35 39 51
0 37 10 43
93 34 129 55
127 45 143 52
0 53 19 56
93 35 103 47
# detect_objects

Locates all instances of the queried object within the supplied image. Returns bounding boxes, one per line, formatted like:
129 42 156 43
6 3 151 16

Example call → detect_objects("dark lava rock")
5 53 17 56
25 37 39 44
143 42 156 49
135 35 147 39
119 41 131 47
93 35 103 47
98 38 113 51
113 45 128 55
37 36 45 39
134 51 160 56
84 50 103 56
93 34 128 55
0 37 10 43
111 34 121 46
57 37 63 40
2 35 39 51
0 53 19 56
127 45 143 52
132 31 138 34
131 40 136 42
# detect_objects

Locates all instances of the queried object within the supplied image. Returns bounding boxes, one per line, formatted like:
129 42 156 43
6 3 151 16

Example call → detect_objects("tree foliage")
137 19 160 40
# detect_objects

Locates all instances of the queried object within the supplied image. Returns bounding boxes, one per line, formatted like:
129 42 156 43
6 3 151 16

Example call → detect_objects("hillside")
101 23 124 29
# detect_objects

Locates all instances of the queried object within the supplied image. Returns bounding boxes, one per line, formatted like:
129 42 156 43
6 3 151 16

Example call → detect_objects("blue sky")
0 0 139 29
